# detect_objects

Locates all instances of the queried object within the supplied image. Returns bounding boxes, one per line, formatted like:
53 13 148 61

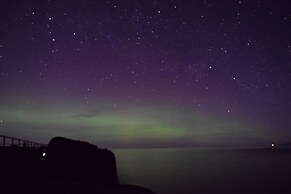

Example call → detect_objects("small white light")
271 143 275 147
42 152 46 157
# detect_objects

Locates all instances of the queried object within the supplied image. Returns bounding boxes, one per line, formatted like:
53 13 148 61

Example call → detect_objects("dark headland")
0 136 156 194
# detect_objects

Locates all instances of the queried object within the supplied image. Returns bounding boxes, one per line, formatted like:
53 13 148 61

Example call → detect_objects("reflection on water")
113 148 291 194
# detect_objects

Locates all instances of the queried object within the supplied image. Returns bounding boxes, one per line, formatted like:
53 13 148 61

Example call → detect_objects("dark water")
113 148 291 194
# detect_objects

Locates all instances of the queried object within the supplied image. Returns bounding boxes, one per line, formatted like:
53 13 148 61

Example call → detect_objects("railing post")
3 136 6 147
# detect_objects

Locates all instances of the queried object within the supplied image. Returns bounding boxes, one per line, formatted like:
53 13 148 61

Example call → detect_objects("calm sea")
113 148 291 194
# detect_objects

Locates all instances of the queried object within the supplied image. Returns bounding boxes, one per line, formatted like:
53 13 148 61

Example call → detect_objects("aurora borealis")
0 0 291 147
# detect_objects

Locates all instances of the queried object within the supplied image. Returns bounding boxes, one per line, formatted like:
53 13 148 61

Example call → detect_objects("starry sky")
0 0 291 148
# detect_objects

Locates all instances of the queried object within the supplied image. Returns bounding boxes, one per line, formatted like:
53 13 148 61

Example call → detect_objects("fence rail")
0 135 45 148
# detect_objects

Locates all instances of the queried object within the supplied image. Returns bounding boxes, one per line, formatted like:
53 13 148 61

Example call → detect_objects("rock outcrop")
0 136 156 194
43 137 118 184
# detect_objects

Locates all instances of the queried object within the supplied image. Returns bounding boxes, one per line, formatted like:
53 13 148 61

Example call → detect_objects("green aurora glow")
0 99 275 148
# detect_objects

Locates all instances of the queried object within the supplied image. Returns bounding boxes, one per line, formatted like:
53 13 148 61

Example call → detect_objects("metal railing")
0 135 45 148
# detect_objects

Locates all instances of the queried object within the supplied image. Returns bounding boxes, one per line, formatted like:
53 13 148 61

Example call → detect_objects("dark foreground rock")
0 137 156 194
43 137 118 184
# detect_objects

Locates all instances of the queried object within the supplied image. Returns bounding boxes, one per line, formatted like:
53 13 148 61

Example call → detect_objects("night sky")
0 0 291 148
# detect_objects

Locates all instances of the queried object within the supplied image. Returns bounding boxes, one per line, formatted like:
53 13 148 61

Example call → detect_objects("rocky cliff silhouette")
0 137 156 194
43 137 118 184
